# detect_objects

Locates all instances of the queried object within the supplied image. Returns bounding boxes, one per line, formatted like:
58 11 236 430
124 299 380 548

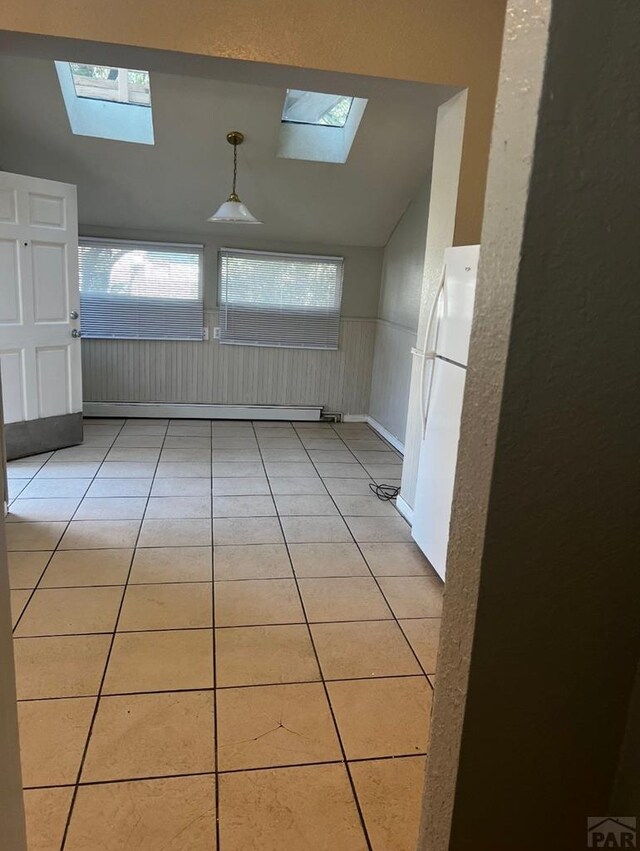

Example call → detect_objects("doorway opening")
1 32 470 850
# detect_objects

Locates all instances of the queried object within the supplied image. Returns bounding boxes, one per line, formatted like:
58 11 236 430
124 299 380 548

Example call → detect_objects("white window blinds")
218 249 343 349
78 238 204 340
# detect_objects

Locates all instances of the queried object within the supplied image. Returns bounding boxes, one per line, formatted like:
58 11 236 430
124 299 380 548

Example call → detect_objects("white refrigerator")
410 244 480 580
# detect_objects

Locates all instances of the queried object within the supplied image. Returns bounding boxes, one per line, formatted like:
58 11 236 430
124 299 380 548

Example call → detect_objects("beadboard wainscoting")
81 313 376 416
368 318 417 446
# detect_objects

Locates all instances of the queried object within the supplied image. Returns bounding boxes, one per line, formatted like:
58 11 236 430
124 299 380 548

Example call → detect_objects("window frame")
69 64 152 107
78 236 205 342
217 247 345 351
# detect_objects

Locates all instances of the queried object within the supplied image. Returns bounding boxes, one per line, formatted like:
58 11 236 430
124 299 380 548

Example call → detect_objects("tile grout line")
8 504 410 520
10 419 438 847
10 423 128 635
15 670 431 703
10 568 437 590
251 420 375 851
10 613 439 641
8 421 129 846
333 423 438 685
209 422 222 851
58 417 169 851
295 421 436 749
308 422 437 685
23 749 428 792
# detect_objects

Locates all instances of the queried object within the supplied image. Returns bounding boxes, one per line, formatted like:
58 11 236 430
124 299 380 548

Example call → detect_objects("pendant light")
207 131 262 224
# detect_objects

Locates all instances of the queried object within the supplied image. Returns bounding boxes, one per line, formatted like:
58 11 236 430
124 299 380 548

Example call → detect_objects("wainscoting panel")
368 318 417 445
81 313 376 416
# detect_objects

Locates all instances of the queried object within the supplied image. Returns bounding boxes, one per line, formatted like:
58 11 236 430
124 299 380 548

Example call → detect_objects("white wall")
80 227 382 416
369 179 431 444
401 90 468 507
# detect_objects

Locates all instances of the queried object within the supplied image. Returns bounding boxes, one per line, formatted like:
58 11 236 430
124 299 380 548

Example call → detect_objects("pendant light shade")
207 198 262 224
207 131 262 225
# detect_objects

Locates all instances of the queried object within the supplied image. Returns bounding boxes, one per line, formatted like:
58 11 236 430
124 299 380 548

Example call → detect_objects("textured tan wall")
424 0 640 847
0 0 506 245
0 387 27 851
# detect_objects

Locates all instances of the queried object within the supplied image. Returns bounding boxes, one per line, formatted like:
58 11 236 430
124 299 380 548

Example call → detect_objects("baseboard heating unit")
83 402 323 422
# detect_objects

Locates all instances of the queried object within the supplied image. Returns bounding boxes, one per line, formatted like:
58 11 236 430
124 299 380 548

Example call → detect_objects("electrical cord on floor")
369 482 401 501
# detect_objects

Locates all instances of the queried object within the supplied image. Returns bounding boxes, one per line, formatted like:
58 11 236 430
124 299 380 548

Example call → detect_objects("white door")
0 171 82 433
435 244 480 367
411 357 467 580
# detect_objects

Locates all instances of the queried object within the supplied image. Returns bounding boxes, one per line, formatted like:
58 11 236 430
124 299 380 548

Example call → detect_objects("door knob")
70 310 79 319
71 329 82 338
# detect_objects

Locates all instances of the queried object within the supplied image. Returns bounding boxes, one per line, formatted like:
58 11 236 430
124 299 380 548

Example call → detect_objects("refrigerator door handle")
420 354 436 438
421 263 447 356
419 264 447 437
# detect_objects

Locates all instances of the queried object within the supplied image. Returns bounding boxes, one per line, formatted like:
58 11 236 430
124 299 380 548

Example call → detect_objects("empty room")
0 12 501 851
2 3 638 850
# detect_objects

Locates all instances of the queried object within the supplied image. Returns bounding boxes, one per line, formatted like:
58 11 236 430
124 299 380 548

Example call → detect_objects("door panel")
0 171 81 431
36 347 71 418
0 352 26 422
0 239 20 323
0 188 17 222
32 242 68 322
28 193 67 229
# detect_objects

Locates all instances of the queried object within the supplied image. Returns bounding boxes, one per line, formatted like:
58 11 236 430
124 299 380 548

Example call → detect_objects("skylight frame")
277 93 368 165
55 60 155 145
281 89 355 128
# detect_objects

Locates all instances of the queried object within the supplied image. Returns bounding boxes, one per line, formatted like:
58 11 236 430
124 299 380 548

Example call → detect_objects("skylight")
69 63 151 107
277 91 367 164
55 61 154 145
282 90 354 127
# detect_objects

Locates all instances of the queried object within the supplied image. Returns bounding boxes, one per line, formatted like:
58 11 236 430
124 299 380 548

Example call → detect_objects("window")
79 238 204 341
218 249 344 350
69 64 151 106
282 89 354 127
54 61 154 145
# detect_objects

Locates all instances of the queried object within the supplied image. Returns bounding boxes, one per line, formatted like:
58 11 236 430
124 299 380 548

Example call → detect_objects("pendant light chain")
232 140 238 196
207 130 261 224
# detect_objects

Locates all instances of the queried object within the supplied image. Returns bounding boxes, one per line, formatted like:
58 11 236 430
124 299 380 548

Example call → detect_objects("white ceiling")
0 40 455 247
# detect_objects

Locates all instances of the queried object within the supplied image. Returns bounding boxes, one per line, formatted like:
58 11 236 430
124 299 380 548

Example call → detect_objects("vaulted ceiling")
0 43 455 247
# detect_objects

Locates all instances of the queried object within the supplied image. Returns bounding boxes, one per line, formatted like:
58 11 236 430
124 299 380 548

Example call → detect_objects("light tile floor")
6 417 442 851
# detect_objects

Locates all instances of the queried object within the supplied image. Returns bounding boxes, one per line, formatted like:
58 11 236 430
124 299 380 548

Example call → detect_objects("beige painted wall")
0 388 27 851
369 179 430 443
0 521 26 851
0 0 507 246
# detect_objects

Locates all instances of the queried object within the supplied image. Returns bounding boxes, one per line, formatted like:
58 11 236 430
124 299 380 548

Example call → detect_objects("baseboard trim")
83 402 322 421
396 494 414 524
366 417 405 455
342 414 368 423
5 412 83 461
